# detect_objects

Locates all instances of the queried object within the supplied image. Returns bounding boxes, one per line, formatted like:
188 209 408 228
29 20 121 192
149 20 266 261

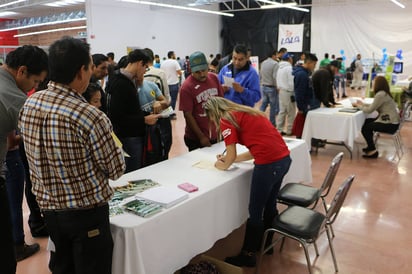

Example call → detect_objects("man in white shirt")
161 51 182 118
351 53 364 90
276 53 296 136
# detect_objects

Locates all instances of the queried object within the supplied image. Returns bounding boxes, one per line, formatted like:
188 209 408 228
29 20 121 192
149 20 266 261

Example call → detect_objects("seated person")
353 76 400 158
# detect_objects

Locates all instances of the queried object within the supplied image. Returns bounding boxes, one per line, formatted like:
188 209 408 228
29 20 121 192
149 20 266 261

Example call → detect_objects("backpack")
144 74 165 96
350 60 356 72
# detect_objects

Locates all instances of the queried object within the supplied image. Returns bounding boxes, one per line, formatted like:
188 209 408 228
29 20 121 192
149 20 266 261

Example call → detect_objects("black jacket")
105 70 146 138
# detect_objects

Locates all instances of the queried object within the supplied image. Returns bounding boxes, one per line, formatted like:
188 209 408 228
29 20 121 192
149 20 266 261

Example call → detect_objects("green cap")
189 51 208 72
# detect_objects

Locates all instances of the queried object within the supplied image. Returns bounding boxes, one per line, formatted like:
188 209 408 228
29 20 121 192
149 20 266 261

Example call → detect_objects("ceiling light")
14 25 86 38
390 0 406 8
0 11 19 18
259 0 310 12
0 0 27 9
0 17 86 32
118 0 234 17
44 0 85 7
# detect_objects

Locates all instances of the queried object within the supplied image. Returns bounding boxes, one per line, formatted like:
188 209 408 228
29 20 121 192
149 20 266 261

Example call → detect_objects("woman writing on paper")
204 97 291 267
353 76 400 158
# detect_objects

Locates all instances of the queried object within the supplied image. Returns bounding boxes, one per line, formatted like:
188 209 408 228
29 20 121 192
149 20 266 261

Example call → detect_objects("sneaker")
15 243 40 262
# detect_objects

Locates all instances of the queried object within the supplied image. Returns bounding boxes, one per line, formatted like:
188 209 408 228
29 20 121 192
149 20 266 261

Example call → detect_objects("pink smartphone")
178 182 198 193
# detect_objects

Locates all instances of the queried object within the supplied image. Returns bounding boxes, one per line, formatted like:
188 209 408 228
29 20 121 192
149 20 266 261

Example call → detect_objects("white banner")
278 24 304 52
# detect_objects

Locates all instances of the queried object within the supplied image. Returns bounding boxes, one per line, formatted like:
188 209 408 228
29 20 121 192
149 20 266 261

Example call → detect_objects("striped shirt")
19 81 125 210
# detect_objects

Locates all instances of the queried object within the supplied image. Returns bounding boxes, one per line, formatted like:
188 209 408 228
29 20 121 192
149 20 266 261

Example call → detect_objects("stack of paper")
135 186 189 208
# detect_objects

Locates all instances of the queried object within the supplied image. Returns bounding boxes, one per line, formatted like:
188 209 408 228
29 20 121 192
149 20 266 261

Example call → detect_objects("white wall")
86 0 221 61
311 1 412 76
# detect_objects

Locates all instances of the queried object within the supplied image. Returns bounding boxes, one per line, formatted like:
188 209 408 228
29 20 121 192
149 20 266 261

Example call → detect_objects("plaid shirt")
19 81 125 210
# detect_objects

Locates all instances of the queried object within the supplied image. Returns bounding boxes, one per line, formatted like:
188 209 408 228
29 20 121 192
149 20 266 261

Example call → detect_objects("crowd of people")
0 36 402 274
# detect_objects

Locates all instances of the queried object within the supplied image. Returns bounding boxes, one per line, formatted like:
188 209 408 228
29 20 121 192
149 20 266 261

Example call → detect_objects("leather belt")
43 202 108 212
262 85 275 88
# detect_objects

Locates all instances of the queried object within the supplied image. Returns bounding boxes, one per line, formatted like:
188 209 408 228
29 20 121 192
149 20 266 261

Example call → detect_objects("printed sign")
278 24 304 52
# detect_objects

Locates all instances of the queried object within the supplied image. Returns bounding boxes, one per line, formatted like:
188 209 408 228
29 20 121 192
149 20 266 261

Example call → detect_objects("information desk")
302 99 373 158
109 138 311 274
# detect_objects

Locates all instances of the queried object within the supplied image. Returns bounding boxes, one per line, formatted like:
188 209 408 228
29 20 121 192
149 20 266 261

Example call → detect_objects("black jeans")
361 118 399 150
43 204 113 274
0 176 16 274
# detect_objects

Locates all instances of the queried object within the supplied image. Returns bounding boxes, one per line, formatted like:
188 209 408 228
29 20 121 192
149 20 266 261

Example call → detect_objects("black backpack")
350 60 356 71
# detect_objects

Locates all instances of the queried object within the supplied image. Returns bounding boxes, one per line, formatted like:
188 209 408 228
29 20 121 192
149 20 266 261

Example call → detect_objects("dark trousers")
184 137 217 152
169 84 179 111
361 118 399 150
43 204 113 274
0 176 17 274
5 149 25 244
248 155 292 226
19 142 44 230
120 136 144 173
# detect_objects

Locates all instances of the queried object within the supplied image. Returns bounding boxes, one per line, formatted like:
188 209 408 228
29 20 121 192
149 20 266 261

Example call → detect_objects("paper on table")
223 76 235 88
135 186 189 208
193 160 215 170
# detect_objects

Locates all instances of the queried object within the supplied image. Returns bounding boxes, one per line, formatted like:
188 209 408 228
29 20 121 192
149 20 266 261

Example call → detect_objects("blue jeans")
5 149 25 244
259 86 279 126
169 84 179 111
120 136 144 173
248 155 292 226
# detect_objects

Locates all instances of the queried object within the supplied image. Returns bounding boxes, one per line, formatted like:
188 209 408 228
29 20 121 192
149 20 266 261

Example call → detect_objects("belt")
262 85 275 88
43 202 108 213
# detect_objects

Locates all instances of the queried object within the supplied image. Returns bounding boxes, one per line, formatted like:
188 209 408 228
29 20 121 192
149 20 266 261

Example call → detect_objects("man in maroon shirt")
179 51 224 151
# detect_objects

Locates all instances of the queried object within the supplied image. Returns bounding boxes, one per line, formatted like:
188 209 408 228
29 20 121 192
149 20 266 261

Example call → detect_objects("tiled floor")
16 88 412 274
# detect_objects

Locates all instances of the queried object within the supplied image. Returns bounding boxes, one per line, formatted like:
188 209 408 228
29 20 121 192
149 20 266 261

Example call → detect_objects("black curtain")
220 0 312 62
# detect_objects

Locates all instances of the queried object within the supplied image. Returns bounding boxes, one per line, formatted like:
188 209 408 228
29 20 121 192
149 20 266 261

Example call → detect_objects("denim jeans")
259 86 279 126
168 84 179 111
120 136 144 173
5 149 25 244
248 155 292 226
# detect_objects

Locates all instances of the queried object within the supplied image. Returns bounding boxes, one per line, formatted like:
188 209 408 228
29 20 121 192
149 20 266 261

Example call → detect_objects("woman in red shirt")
204 97 291 267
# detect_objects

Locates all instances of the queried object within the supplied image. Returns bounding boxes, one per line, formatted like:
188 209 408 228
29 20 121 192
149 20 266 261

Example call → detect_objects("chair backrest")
326 174 355 225
399 102 412 130
319 152 344 198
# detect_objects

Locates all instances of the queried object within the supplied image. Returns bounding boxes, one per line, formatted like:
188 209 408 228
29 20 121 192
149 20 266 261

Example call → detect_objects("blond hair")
204 97 264 138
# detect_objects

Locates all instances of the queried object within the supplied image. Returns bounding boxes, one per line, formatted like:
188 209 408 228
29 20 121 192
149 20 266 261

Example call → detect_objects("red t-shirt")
221 111 290 165
179 73 224 141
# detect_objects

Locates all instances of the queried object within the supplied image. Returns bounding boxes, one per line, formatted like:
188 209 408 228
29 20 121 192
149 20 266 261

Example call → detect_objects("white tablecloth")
302 100 371 151
110 138 311 274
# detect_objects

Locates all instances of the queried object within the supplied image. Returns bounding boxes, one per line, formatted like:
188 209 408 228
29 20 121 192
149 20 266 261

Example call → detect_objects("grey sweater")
0 67 27 164
361 91 400 124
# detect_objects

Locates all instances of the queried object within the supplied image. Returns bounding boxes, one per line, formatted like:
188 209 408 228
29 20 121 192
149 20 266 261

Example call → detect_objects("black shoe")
362 147 375 153
342 94 348 98
225 250 256 267
280 131 287 136
15 243 40 262
31 223 48 238
362 151 379 158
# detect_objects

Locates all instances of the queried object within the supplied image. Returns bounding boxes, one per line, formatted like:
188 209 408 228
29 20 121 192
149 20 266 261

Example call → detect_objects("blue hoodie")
218 62 261 107
293 65 320 114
